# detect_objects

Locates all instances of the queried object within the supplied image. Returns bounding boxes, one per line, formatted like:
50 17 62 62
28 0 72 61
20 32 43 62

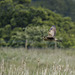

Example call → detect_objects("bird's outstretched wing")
48 25 56 37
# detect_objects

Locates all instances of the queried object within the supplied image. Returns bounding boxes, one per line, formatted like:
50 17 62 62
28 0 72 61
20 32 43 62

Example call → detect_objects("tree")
2 25 11 41
31 0 75 21
9 27 25 47
13 0 31 4
0 0 13 27
25 26 52 48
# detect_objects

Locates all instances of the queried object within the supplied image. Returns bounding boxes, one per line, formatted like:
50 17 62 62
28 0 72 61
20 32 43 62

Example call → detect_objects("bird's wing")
48 26 56 37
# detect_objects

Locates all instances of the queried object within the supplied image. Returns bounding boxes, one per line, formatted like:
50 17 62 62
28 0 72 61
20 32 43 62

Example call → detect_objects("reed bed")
0 47 75 75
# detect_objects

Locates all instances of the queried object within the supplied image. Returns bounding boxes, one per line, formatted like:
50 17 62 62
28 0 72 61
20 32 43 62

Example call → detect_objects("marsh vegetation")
0 47 75 75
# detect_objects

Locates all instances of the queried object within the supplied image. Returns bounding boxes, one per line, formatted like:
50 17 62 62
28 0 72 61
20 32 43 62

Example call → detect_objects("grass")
0 47 75 75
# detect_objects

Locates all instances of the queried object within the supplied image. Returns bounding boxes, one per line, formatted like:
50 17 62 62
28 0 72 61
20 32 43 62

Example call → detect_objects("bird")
43 25 57 41
43 25 62 42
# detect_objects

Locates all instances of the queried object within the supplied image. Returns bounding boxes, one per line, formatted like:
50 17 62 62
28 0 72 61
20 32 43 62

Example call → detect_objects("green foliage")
25 26 49 48
0 38 6 46
0 0 13 27
31 0 75 21
13 9 31 27
8 27 25 47
1 25 11 41
13 0 31 4
0 0 75 48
